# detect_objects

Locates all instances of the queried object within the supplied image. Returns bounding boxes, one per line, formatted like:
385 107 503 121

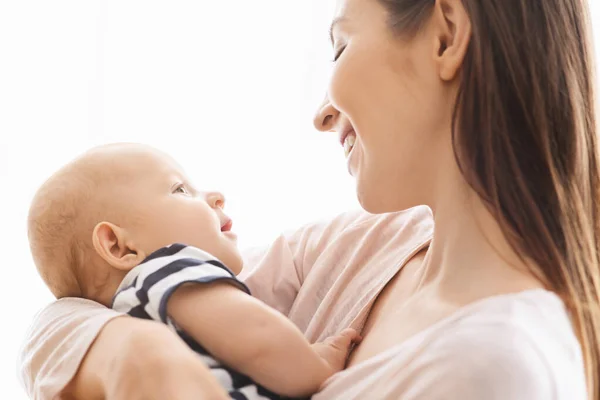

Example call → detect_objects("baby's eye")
174 185 189 195
332 45 346 62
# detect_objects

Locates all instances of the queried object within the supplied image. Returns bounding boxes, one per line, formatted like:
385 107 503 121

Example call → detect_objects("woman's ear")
432 0 471 81
92 222 146 271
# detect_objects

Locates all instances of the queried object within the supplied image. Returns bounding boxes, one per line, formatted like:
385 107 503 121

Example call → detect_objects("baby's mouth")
221 219 233 232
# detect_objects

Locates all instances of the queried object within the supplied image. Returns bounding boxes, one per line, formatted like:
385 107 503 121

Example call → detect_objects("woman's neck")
419 170 544 305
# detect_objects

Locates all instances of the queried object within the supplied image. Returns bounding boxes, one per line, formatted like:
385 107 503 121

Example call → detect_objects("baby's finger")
338 328 361 344
342 328 361 339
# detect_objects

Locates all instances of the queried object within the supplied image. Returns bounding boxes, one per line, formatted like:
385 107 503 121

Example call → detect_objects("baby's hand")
311 328 362 374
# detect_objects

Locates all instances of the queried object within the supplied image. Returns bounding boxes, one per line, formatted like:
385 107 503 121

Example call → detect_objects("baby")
27 143 360 399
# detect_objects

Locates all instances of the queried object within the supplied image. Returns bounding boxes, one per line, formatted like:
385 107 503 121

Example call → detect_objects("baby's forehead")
67 146 188 197
121 150 185 186
96 146 185 178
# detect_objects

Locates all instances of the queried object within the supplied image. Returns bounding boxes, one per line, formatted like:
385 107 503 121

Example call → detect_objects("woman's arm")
18 210 373 399
18 298 227 400
19 298 121 400
64 317 228 400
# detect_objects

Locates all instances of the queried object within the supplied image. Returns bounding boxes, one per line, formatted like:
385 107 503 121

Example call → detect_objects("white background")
0 1 599 398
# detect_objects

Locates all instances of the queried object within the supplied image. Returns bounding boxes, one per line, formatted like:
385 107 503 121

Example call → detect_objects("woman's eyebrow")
329 16 347 45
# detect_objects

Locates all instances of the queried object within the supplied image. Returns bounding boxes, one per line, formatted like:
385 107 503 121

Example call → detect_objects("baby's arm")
168 283 358 398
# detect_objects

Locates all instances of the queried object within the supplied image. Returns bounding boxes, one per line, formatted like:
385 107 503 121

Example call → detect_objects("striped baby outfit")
112 243 282 400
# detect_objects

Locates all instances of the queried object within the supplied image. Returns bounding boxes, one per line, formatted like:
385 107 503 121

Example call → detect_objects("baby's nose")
206 191 225 209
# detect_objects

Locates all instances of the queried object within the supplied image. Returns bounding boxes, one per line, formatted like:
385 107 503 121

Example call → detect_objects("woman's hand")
64 317 228 400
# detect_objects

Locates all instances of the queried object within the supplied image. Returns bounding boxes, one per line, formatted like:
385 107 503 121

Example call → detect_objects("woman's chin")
356 177 421 214
356 182 388 214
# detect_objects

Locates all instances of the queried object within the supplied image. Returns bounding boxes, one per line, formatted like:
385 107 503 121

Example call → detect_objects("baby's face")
112 149 243 274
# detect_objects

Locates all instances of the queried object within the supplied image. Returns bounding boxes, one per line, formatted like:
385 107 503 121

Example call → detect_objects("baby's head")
28 143 242 306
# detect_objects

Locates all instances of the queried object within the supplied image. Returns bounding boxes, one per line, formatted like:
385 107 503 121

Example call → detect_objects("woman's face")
314 0 462 213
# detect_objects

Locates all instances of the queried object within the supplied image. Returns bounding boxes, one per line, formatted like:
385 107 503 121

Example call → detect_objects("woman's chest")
346 250 454 367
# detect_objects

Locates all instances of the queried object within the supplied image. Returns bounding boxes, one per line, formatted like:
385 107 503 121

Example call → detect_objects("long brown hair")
380 0 600 397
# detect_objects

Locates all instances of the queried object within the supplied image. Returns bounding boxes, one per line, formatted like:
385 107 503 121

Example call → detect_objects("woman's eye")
332 46 346 62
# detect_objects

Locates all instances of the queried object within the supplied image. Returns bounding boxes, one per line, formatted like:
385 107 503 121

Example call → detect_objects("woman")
20 0 598 399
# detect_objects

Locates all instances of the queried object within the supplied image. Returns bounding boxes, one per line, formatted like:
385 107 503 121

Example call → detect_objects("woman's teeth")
344 132 356 157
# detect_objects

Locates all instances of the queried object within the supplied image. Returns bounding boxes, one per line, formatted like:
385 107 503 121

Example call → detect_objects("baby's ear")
92 222 146 271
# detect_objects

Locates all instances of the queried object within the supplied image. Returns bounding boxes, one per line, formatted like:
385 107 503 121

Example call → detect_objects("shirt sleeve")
240 209 373 316
17 298 122 400
112 244 249 324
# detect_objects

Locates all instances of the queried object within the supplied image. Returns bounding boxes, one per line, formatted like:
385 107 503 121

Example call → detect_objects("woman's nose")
206 191 225 209
313 95 340 132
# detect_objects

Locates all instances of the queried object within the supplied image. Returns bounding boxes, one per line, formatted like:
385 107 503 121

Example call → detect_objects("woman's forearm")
64 317 229 400
18 298 123 400
62 316 135 399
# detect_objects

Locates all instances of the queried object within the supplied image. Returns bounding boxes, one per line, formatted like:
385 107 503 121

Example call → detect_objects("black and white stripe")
112 244 281 400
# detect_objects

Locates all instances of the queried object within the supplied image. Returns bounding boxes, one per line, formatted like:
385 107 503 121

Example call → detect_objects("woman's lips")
339 126 355 147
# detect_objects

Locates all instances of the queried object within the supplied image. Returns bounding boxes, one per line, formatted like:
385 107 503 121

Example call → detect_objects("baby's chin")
206 245 243 275
224 252 244 275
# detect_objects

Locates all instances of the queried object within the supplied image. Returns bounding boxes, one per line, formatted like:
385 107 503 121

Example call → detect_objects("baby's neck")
83 264 129 308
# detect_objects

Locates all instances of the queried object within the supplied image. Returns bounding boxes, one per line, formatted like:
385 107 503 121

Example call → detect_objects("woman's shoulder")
426 289 586 398
338 205 433 232
317 290 586 400
293 205 434 250
451 289 580 352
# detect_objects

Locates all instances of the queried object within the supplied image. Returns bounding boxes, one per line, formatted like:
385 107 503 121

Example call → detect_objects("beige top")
19 207 587 399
